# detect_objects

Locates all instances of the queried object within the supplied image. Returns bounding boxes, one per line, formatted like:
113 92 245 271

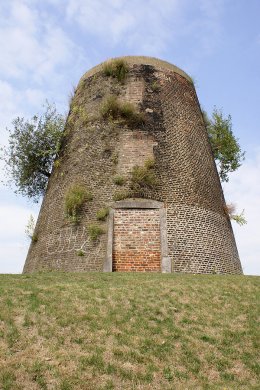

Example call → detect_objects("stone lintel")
112 198 164 209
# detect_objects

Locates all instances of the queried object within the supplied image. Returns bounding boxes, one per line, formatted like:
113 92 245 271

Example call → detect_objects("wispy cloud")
65 0 183 54
0 1 83 84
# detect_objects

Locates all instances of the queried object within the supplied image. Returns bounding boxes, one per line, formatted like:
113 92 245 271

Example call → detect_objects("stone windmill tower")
23 56 243 274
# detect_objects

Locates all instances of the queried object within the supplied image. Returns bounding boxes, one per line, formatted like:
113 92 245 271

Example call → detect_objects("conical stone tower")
23 56 243 274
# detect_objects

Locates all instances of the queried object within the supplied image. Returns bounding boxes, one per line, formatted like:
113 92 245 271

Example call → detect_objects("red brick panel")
113 209 161 272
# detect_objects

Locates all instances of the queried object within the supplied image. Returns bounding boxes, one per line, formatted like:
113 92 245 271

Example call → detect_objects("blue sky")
0 0 259 274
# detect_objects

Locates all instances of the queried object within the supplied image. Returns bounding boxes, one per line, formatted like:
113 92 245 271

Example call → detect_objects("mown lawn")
0 272 259 389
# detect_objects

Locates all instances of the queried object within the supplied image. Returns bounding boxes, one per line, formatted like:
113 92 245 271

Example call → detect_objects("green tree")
1 102 65 202
203 107 245 182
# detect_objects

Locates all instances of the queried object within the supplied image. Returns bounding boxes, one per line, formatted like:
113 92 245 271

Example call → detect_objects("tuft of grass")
1 371 16 390
113 175 126 186
64 184 93 224
150 81 160 92
54 159 61 169
113 191 130 201
71 106 88 126
100 96 145 127
103 59 129 83
130 158 157 190
76 249 85 257
224 203 247 226
30 361 48 389
88 224 105 241
120 102 146 126
100 96 120 119
96 207 109 221
111 152 119 165
31 234 38 243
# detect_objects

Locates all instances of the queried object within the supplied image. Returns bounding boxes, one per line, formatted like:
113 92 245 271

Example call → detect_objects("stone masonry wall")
23 56 242 274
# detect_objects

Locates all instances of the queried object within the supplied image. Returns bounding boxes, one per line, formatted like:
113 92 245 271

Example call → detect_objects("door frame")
103 198 171 272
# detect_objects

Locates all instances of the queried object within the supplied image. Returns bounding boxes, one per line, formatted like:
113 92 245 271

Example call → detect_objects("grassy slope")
0 273 259 390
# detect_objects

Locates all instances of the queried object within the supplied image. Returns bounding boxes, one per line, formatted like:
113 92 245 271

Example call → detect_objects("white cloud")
0 202 39 273
0 1 83 84
64 0 224 59
223 148 260 275
0 0 87 151
65 0 181 54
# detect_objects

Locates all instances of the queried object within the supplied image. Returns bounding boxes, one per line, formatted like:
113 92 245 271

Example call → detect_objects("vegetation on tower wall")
103 59 129 83
64 184 93 224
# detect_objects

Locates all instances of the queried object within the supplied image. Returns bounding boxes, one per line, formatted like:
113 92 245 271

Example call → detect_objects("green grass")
100 96 145 126
64 184 93 224
103 59 129 83
112 175 126 186
0 273 259 389
96 208 109 221
87 224 105 241
130 158 157 190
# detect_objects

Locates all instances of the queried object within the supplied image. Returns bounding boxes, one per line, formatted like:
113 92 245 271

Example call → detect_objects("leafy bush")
65 184 93 223
88 224 105 241
224 203 247 226
96 208 109 221
100 96 145 126
103 59 129 83
113 175 126 186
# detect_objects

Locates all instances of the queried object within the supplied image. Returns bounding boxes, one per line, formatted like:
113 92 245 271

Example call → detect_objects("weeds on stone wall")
69 106 89 127
113 175 126 186
53 159 61 169
224 203 247 226
113 191 130 201
88 224 105 241
96 208 109 221
103 59 129 83
100 96 145 127
150 81 160 92
68 85 77 108
111 152 119 165
64 184 93 224
130 158 157 191
25 214 38 243
76 249 85 257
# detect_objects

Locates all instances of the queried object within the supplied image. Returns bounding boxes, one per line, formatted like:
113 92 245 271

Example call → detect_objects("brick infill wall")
113 209 161 272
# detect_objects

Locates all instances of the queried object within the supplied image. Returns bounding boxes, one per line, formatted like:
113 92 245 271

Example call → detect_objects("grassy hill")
0 272 259 389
